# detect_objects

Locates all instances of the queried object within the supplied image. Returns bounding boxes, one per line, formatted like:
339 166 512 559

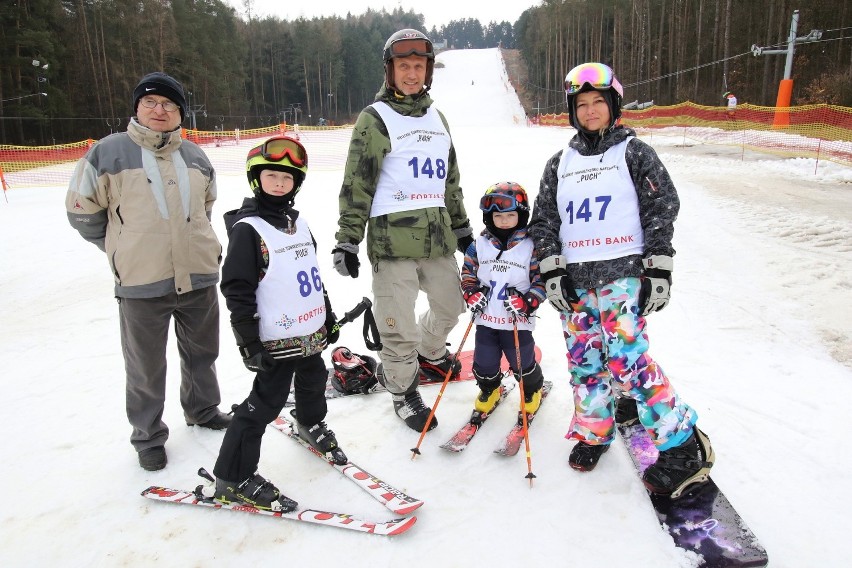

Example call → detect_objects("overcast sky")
222 0 538 30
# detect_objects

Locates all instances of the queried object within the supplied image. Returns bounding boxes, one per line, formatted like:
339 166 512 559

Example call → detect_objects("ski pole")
513 315 537 486
331 296 372 332
410 313 476 459
330 296 383 351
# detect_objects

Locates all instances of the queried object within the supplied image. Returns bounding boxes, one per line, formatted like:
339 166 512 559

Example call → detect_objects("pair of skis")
141 415 423 536
440 381 553 455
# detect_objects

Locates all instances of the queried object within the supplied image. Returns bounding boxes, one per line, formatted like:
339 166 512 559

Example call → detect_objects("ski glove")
639 255 673 316
232 317 276 373
504 290 540 319
454 225 475 255
332 242 360 278
324 312 340 345
539 255 580 312
463 286 489 314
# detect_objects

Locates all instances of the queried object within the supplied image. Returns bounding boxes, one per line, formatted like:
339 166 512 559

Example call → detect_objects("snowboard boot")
214 473 298 512
290 410 348 465
417 351 462 383
642 428 715 498
569 441 610 472
392 389 437 432
615 396 639 426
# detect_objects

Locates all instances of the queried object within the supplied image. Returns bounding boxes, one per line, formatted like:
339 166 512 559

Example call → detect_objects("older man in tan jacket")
66 71 230 471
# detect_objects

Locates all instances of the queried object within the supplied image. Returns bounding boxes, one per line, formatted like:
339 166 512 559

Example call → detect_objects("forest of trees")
517 0 852 116
1 0 849 145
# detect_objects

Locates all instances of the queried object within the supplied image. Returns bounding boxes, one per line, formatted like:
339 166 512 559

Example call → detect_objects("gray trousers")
371 256 465 394
118 285 221 451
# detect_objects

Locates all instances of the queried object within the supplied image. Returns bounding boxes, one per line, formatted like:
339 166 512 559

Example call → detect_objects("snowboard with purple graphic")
617 422 768 567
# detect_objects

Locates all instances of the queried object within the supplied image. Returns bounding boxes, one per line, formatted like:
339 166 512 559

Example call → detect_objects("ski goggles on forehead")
565 63 616 95
250 136 308 167
390 38 433 58
480 192 527 213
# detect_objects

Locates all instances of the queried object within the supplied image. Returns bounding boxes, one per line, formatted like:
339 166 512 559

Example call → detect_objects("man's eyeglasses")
139 98 179 113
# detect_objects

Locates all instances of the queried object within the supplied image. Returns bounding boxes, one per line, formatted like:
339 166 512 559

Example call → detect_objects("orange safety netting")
0 123 352 190
3 104 852 190
533 102 852 166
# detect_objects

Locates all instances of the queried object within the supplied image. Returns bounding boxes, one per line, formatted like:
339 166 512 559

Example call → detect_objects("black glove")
457 234 474 255
332 242 360 278
232 318 275 373
503 290 541 318
454 226 474 255
639 255 673 316
325 312 340 345
539 255 580 312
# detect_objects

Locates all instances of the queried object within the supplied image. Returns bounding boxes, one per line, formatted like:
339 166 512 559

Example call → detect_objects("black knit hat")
133 72 187 121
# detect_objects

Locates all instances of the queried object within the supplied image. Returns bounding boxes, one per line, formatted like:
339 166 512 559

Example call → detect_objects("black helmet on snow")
330 347 378 395
383 28 435 91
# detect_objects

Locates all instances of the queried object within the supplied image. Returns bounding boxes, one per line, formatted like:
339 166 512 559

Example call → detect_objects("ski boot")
517 363 545 420
471 368 503 424
214 472 297 512
642 428 715 498
290 410 348 465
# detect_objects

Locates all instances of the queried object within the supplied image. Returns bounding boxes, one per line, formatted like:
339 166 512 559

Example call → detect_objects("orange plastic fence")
0 123 352 189
3 103 851 190
534 102 852 166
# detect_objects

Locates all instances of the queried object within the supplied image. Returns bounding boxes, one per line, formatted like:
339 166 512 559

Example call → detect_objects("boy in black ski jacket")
212 136 344 512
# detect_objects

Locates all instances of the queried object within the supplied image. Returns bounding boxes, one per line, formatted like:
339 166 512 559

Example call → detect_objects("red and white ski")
141 484 416 536
439 380 516 452
270 416 424 516
493 381 553 457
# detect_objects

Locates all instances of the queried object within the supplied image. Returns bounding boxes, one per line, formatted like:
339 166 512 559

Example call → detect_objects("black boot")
392 390 436 432
569 441 610 472
614 396 639 426
290 410 348 465
642 428 715 498
417 351 461 382
214 472 297 512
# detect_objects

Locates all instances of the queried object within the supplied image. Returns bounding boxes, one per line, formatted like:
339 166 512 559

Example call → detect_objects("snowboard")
617 422 769 567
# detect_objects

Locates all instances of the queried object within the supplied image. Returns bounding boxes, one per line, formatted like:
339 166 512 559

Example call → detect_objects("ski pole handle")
332 297 372 332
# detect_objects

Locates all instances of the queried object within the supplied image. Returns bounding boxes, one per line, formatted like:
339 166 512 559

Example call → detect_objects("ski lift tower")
751 9 822 127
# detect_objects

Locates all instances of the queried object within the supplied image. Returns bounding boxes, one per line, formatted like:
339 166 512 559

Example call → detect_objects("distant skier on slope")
529 61 715 497
724 91 738 119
